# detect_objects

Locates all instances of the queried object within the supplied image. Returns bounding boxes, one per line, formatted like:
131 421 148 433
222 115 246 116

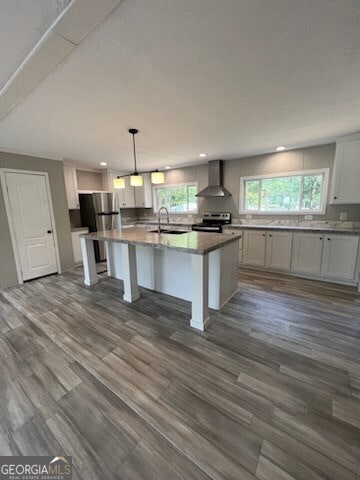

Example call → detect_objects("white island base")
80 233 239 331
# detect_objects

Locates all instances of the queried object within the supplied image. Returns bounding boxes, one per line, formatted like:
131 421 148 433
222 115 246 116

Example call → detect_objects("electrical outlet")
340 212 347 220
304 215 313 220
246 214 252 219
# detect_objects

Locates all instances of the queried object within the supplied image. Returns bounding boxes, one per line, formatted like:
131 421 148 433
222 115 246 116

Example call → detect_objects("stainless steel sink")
148 229 188 235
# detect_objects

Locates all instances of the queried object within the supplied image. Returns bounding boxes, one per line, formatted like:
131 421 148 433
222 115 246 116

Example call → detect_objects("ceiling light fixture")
113 176 125 189
199 153 207 158
100 162 107 166
128 128 143 187
276 146 286 151
151 169 165 184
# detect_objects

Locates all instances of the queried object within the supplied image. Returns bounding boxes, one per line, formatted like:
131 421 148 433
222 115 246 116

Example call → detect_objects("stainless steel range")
192 212 231 233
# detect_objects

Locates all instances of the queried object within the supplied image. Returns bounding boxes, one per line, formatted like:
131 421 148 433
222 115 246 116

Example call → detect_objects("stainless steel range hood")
196 160 231 197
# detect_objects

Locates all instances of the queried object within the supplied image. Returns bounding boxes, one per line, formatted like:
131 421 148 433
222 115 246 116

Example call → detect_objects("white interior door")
5 172 58 281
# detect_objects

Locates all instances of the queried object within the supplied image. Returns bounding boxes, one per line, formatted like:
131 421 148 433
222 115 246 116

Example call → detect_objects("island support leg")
121 244 140 302
80 238 98 286
190 254 210 331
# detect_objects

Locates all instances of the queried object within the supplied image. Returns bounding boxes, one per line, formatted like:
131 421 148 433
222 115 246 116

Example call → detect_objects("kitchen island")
80 228 240 331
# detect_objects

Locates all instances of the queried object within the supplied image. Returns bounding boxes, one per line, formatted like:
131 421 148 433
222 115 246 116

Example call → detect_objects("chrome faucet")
157 207 169 233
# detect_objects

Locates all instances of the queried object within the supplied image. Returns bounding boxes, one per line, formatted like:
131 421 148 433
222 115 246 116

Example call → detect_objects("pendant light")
113 176 125 189
151 169 165 184
128 128 143 187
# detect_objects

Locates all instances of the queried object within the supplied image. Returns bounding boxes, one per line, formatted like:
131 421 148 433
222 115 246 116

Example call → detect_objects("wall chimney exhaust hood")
196 160 231 197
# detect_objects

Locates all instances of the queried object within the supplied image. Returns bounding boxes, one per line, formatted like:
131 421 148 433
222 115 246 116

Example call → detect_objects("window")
240 169 329 214
154 183 198 213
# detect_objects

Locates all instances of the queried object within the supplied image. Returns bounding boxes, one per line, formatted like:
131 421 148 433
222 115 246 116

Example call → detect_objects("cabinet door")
71 233 82 264
265 232 293 271
330 139 360 204
243 230 266 266
321 235 359 280
291 233 323 275
135 173 153 208
63 165 79 209
119 177 135 208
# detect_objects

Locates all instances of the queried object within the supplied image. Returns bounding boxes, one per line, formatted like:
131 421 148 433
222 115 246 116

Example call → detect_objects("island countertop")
80 227 241 255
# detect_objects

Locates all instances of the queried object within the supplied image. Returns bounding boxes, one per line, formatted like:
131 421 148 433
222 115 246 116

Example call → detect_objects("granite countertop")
125 221 192 227
80 227 241 255
224 224 360 235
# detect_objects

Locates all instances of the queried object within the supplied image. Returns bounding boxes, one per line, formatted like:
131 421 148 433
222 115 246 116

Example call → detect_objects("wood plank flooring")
0 266 360 479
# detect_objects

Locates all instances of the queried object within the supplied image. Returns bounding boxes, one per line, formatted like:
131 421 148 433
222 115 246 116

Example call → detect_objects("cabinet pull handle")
327 238 331 241
262 234 266 237
268 234 272 237
334 196 337 200
319 237 322 240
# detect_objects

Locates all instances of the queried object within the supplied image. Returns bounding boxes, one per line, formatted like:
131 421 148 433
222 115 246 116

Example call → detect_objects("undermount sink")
148 229 188 235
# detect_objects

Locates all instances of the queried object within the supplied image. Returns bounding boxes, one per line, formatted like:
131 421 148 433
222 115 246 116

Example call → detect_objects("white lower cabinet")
265 232 293 270
243 230 292 270
291 233 324 275
243 230 267 266
321 235 359 280
241 229 359 285
71 229 89 264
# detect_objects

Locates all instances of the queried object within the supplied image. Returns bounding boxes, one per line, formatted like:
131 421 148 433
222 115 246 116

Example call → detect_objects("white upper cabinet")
119 176 136 208
265 231 293 270
103 170 152 208
63 164 79 209
243 230 266 266
135 173 153 208
291 232 324 275
330 137 360 204
321 235 359 280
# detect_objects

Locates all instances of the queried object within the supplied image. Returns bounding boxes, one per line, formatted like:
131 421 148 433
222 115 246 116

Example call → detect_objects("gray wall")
140 143 360 221
76 170 103 190
0 152 74 288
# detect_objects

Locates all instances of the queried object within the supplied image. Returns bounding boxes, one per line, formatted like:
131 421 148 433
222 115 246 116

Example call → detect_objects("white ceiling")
0 0 71 90
0 0 359 172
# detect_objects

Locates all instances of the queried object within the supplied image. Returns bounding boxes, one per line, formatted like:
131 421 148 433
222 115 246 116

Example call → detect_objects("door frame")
0 168 62 284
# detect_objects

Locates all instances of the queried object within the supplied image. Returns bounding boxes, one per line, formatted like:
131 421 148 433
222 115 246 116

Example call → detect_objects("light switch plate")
340 212 347 220
304 215 313 220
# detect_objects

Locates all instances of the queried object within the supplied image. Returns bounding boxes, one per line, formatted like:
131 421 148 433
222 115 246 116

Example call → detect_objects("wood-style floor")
0 266 360 480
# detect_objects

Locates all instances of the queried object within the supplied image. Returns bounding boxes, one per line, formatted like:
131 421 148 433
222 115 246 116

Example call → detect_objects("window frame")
153 182 198 214
239 168 329 215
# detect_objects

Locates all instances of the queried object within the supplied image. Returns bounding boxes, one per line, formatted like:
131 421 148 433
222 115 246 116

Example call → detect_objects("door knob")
47 230 52 234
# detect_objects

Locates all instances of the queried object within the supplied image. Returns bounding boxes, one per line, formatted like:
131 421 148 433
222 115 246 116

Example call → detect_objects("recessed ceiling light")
199 153 207 158
165 166 171 170
100 162 107 166
275 146 286 151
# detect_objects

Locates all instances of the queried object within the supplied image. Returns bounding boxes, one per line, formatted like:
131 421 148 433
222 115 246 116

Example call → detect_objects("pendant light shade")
113 176 125 189
128 128 143 187
130 174 143 187
151 170 165 184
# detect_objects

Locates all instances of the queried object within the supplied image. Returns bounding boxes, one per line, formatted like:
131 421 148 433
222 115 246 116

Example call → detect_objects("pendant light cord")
132 131 137 174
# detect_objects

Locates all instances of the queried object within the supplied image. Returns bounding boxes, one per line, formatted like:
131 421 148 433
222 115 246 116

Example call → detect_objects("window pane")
302 174 323 210
156 184 198 213
168 186 187 212
156 188 167 208
260 176 301 211
244 180 260 210
188 185 197 212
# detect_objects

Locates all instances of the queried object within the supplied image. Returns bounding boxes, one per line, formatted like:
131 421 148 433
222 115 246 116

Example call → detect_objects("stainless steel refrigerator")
79 192 120 262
